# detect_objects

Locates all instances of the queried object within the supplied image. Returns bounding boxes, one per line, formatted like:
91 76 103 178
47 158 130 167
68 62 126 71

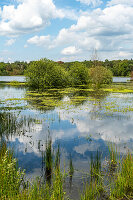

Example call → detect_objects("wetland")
0 76 133 199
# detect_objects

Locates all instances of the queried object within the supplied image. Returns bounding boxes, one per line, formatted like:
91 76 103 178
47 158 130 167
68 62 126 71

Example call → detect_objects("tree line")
25 58 112 89
0 59 133 77
0 61 28 76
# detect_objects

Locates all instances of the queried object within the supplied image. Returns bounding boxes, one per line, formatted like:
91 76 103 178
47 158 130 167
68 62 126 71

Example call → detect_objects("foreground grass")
0 141 132 200
110 153 133 200
81 150 133 200
0 142 65 200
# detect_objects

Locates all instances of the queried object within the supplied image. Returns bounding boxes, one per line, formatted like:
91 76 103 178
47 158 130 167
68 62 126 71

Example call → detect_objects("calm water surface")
0 76 130 83
0 76 25 82
0 77 133 199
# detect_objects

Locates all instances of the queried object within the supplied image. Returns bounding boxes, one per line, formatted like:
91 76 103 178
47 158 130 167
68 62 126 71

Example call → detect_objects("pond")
0 76 130 83
0 77 133 200
113 77 131 83
0 76 26 82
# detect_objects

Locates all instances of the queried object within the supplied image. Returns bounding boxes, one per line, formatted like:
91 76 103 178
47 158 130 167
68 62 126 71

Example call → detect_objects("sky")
0 0 133 62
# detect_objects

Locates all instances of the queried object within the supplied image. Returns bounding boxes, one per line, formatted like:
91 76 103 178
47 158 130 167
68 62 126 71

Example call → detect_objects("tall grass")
0 140 132 200
0 142 25 199
81 148 133 200
110 152 133 199
44 136 53 183
0 141 65 200
69 154 74 177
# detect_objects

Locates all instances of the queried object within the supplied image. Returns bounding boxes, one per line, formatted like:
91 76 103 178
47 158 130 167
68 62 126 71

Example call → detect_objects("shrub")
25 58 69 90
89 65 113 88
69 62 90 86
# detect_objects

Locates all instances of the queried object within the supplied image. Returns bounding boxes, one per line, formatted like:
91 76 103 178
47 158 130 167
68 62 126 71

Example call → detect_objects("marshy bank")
0 141 132 200
0 75 133 199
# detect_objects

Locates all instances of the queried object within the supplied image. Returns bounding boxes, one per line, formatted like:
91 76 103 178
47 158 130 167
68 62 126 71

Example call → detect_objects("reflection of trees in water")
0 112 42 140
0 112 17 138
26 88 109 111
87 90 108 120
26 89 64 112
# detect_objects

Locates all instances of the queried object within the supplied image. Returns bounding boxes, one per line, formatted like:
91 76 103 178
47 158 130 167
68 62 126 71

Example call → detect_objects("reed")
110 152 133 199
0 142 25 199
81 147 133 200
69 154 74 177
0 141 65 200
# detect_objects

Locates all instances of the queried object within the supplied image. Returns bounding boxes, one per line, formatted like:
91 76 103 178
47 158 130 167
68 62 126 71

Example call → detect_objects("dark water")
0 77 133 199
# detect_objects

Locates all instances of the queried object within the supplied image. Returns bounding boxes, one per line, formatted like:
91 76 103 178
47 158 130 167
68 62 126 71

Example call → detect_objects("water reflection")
0 83 133 199
0 76 25 82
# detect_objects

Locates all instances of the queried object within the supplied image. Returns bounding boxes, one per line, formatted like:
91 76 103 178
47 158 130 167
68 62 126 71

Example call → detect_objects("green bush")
69 62 90 86
89 65 113 88
25 58 69 89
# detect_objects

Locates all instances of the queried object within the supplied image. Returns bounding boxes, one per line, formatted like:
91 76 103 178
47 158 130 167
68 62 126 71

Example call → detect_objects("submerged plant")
108 142 118 173
44 135 53 183
55 144 60 170
69 154 74 177
90 151 101 181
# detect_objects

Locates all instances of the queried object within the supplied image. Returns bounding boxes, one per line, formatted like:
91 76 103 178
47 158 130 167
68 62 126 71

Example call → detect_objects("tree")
89 65 113 88
25 58 69 89
68 62 90 86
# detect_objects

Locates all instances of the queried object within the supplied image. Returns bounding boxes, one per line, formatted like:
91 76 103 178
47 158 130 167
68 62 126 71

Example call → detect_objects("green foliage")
0 141 65 200
81 149 133 200
0 61 28 76
0 142 25 199
89 65 113 88
0 58 133 77
68 62 90 86
25 59 69 89
111 152 133 199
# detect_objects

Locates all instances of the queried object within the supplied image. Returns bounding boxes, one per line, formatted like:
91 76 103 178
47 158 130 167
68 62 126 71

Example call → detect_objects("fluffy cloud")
54 4 133 58
27 35 51 47
118 51 133 58
107 0 133 6
0 0 76 36
76 0 102 7
26 3 133 60
61 46 81 55
5 38 16 46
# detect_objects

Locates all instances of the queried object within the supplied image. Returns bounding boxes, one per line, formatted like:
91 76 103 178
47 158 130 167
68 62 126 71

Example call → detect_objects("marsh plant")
90 151 101 181
110 152 133 200
0 141 65 200
44 136 53 182
69 154 74 177
0 142 25 199
81 148 133 200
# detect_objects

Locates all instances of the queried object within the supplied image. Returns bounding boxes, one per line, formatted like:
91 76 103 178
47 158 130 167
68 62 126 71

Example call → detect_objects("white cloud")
27 35 51 47
76 0 102 7
118 51 132 58
54 4 133 59
60 56 79 62
0 57 4 62
26 3 133 60
0 0 76 36
5 38 16 46
107 0 133 6
61 46 81 55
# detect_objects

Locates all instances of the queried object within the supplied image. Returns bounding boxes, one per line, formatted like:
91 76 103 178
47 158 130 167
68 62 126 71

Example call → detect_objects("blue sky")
0 0 133 62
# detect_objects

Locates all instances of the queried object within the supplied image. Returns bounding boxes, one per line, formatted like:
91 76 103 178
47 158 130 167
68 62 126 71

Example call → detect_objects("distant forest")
0 59 133 77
